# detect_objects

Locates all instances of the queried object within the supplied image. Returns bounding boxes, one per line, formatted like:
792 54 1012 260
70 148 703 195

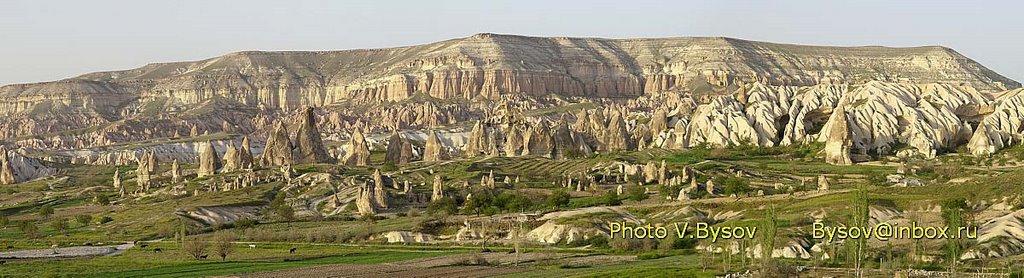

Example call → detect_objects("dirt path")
0 242 134 259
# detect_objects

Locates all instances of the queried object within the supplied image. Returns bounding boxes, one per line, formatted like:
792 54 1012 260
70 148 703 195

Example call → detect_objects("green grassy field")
1 242 461 278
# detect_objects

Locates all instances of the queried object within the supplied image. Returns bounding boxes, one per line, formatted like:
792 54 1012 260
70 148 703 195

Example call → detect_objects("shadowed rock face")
294 107 332 164
0 34 1016 141
198 141 221 177
260 121 293 167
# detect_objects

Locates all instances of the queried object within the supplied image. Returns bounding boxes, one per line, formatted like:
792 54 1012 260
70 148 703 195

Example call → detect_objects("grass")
0 242 460 278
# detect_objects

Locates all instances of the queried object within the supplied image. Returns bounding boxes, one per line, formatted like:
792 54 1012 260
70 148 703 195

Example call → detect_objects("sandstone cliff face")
677 81 990 162
968 88 1024 156
0 34 1015 142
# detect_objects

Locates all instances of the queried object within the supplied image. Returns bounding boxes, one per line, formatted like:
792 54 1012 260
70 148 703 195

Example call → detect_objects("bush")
609 236 656 252
38 205 54 219
546 189 571 210
75 214 93 226
233 218 257 229
98 216 114 224
626 185 648 202
716 176 751 196
50 217 69 234
19 221 41 238
602 190 622 206
94 194 110 206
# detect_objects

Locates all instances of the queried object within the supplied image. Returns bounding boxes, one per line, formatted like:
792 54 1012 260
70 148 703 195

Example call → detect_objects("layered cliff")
0 34 1017 150
1 34 1016 124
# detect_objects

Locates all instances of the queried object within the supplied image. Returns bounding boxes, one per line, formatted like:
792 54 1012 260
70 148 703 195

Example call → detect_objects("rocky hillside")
1 34 1017 108
0 33 1018 149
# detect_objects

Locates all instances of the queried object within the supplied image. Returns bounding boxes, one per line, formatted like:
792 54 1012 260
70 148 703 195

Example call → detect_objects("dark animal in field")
0 261 6 265
289 247 296 254
84 242 93 246
5 245 12 250
199 255 208 259
140 244 149 248
153 248 162 253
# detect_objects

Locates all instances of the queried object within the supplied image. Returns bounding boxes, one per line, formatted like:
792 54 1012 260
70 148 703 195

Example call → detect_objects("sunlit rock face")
0 34 1015 143
675 81 997 163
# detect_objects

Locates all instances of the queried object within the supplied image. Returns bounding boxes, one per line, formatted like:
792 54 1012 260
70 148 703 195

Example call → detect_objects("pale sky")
1 0 1021 86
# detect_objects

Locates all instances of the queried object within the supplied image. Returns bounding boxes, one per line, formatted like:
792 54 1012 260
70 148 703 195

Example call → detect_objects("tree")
717 176 751 196
462 190 493 216
602 190 622 206
275 205 295 222
39 205 54 219
426 197 458 215
849 184 869 276
627 185 648 202
941 197 967 272
19 221 41 239
183 236 208 260
213 231 236 261
75 214 93 226
50 217 69 235
270 191 294 222
759 203 778 267
546 189 571 210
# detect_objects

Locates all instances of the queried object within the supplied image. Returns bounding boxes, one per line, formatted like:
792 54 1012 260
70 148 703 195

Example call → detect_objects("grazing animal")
84 242 93 246
0 261 6 265
153 248 162 253
289 247 296 254
140 244 149 249
199 255 208 259
248 244 256 249
6 245 12 250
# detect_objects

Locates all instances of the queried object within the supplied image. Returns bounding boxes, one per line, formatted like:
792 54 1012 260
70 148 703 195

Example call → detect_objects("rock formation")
344 129 371 166
968 88 1024 156
385 131 412 165
136 151 157 191
198 141 221 177
504 126 524 157
261 121 293 167
431 175 444 201
372 169 388 208
222 141 241 172
238 136 254 170
294 107 332 164
0 147 15 185
111 168 121 190
356 182 377 216
522 121 554 157
423 130 445 162
817 175 830 191
823 103 853 165
171 159 182 183
603 111 630 152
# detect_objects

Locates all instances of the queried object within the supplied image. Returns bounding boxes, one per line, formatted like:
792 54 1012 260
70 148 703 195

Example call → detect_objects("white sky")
1 0 1020 86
